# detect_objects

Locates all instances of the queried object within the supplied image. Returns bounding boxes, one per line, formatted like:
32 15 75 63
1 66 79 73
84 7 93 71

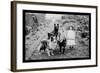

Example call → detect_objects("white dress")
67 30 76 46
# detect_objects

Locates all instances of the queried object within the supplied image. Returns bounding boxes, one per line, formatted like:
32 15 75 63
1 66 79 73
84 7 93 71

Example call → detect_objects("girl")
66 26 76 49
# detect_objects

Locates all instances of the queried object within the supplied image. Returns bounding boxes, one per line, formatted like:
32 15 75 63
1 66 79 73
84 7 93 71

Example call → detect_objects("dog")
39 36 57 56
48 36 58 56
39 40 48 52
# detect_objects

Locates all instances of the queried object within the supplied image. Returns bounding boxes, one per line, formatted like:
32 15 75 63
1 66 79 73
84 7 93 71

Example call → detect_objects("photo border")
23 10 91 62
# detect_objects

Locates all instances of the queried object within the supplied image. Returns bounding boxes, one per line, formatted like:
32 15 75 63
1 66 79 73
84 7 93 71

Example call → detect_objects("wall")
0 0 99 73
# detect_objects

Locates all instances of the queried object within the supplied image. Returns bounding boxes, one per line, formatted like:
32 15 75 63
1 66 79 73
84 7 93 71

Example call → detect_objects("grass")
28 44 89 61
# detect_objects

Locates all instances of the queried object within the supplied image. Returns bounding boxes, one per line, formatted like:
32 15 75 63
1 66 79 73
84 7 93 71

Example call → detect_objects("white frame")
11 1 98 72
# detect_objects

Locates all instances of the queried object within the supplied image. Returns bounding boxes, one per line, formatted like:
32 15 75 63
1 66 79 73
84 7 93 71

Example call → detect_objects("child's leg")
69 46 71 49
62 47 65 54
70 45 74 49
59 45 62 53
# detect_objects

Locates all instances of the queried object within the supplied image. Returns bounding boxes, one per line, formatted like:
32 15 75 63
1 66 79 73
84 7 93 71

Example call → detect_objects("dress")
67 30 76 46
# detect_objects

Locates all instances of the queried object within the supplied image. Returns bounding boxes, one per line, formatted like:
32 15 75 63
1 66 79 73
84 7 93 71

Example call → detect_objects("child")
58 27 66 54
66 26 76 49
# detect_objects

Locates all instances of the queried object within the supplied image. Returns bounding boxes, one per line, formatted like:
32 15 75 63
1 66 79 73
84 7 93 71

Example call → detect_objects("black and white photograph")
23 10 91 62
11 1 97 71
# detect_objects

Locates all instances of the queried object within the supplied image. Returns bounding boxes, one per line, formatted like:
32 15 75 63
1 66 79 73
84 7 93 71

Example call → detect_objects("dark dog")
39 40 48 52
57 38 66 54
